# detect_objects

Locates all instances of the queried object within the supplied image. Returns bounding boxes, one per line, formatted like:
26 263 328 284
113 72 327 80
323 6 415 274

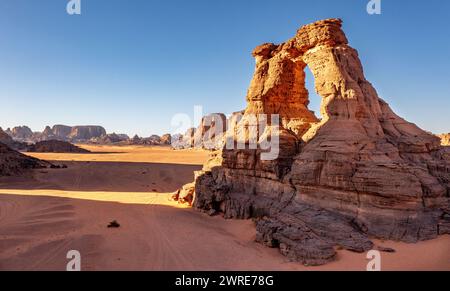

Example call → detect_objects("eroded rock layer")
191 19 450 265
27 140 91 153
439 134 450 146
0 143 48 176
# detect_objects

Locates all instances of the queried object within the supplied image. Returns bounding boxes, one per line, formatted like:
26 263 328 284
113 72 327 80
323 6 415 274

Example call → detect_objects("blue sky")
0 0 449 136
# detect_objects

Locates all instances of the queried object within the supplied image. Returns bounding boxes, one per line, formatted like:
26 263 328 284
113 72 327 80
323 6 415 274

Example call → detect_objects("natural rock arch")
190 19 450 266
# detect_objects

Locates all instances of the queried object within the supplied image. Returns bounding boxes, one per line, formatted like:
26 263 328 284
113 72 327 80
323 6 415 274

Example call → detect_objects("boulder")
189 19 450 265
161 134 172 145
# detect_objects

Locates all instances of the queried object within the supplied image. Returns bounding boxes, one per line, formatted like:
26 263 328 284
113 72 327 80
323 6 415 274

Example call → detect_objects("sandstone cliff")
0 143 48 176
0 127 14 146
0 127 28 150
184 19 450 266
27 140 91 153
10 126 33 141
173 113 227 150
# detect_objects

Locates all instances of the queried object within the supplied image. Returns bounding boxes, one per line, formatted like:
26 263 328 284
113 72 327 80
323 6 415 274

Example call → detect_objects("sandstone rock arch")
190 19 450 266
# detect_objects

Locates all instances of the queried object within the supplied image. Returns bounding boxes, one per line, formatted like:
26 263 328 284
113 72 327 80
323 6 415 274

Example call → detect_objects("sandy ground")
0 145 449 271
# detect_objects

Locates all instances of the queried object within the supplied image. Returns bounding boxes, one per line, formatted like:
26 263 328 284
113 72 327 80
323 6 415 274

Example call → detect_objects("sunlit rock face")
439 134 450 146
190 19 450 266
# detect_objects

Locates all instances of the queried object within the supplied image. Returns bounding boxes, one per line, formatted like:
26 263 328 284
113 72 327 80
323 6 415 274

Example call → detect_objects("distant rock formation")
52 125 72 139
439 133 450 146
89 133 129 144
68 126 106 141
0 142 48 176
27 140 91 153
0 127 28 150
6 124 107 143
120 133 174 146
0 127 14 146
161 134 172 145
4 128 12 136
10 126 33 141
179 19 450 266
173 113 227 150
177 128 196 149
194 113 227 150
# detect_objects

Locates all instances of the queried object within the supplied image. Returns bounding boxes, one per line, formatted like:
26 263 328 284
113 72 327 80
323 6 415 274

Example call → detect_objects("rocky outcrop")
0 143 48 176
188 19 450 266
10 126 33 141
194 113 227 150
4 128 12 136
161 134 172 145
173 128 196 149
0 127 28 150
126 134 172 146
439 133 450 146
173 114 227 150
7 124 108 143
89 133 129 144
52 125 73 139
27 140 91 153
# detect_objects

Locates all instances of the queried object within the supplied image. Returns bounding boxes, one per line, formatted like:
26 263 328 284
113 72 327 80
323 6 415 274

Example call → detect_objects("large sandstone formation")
160 134 172 145
188 19 450 265
0 127 28 150
90 133 129 144
7 124 108 143
439 133 450 146
0 143 48 176
196 113 227 150
68 126 106 141
0 127 14 146
52 125 73 139
173 114 227 150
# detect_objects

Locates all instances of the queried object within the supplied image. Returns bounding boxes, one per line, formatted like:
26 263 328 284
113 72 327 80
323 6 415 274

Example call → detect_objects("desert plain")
0 145 448 271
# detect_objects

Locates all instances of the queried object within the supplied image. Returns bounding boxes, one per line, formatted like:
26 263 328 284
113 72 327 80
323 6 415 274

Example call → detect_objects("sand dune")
0 145 449 271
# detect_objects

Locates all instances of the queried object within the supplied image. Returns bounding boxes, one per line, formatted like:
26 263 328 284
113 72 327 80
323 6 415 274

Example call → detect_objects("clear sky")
1 0 449 136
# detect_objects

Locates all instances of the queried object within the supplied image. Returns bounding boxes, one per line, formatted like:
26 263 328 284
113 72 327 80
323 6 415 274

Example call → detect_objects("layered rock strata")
0 143 48 176
188 19 450 265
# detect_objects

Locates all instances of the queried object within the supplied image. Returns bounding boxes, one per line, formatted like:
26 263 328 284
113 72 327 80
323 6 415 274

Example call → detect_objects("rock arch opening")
304 66 323 122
